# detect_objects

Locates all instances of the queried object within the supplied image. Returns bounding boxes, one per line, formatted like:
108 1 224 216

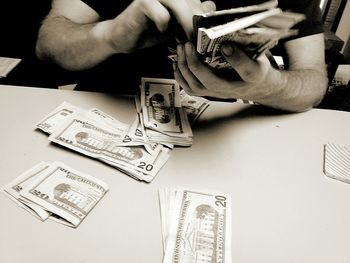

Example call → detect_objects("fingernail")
222 44 233 56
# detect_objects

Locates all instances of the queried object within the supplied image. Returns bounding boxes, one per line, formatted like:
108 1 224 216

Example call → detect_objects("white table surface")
0 85 349 263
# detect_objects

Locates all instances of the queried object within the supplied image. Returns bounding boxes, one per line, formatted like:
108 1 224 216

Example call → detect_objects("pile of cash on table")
35 78 210 182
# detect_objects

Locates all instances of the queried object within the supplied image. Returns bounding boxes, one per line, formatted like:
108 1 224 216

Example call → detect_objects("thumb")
201 1 216 13
221 43 268 83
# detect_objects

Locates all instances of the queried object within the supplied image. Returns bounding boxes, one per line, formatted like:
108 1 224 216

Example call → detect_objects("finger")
180 0 203 14
161 0 201 40
174 68 202 97
173 62 190 92
174 61 200 96
183 42 222 89
201 1 216 13
177 43 206 94
140 0 171 32
221 43 268 83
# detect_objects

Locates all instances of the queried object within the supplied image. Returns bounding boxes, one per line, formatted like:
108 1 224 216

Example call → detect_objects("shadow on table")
194 105 295 131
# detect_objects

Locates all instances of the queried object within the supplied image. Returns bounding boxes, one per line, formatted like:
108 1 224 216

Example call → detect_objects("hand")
101 0 216 53
174 42 283 103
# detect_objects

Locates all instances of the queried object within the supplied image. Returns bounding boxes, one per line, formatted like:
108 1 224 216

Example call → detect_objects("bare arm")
259 33 328 111
36 0 215 71
36 0 115 70
175 33 328 112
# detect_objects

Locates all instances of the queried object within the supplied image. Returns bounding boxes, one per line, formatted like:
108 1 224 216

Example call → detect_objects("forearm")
257 67 328 112
36 15 116 71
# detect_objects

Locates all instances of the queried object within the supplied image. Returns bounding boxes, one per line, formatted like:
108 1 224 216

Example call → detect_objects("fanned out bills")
1 161 109 228
323 142 350 184
137 78 194 146
35 80 209 182
193 0 305 68
35 102 171 182
159 187 232 263
179 90 210 124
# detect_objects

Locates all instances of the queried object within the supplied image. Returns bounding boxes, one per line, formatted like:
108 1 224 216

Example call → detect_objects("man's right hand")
98 0 216 53
36 0 215 70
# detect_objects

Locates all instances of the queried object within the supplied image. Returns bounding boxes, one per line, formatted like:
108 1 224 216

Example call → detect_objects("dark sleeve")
214 0 324 38
81 0 132 20
279 0 324 38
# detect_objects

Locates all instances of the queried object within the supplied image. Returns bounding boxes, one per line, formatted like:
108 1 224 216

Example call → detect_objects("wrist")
253 67 289 107
91 20 118 55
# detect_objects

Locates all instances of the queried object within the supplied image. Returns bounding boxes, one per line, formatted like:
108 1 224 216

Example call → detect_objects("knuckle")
177 58 186 68
135 0 146 9
138 0 151 8
158 12 171 25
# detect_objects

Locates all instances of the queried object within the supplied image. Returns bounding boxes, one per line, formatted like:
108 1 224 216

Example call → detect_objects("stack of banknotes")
193 0 306 69
1 161 109 228
35 78 210 182
136 78 195 146
159 187 232 263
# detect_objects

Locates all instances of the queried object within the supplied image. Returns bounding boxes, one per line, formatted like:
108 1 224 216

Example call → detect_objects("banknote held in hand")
193 0 306 69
